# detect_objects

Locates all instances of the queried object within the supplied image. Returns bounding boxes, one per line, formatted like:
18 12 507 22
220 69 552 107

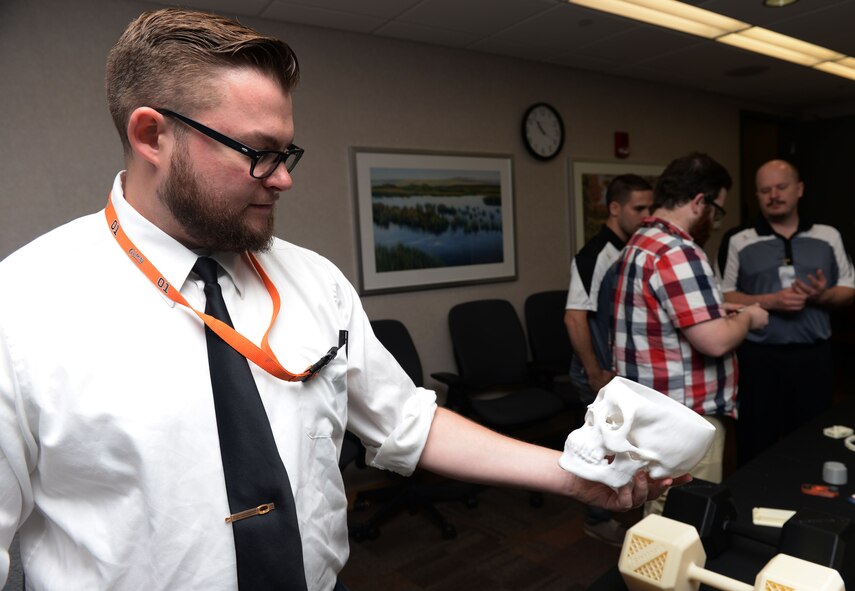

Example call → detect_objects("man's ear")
690 192 706 214
608 200 621 217
127 107 170 168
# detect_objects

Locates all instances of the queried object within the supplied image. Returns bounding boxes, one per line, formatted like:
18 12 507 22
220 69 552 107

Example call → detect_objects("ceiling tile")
489 3 637 52
143 0 270 17
266 0 423 20
375 21 480 48
394 0 554 36
573 26 707 65
260 2 387 33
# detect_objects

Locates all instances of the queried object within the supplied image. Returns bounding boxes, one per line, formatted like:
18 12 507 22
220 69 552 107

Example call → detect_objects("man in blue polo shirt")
717 159 855 464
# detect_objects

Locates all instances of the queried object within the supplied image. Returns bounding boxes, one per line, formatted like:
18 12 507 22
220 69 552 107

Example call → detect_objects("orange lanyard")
104 193 344 382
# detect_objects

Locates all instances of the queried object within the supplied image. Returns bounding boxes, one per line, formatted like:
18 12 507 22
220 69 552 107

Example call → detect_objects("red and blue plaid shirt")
612 217 737 417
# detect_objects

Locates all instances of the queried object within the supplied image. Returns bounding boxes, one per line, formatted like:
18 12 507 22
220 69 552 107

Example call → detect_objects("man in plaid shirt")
612 153 768 514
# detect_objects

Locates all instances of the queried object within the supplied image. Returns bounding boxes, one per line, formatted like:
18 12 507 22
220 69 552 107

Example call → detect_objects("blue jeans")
569 357 597 406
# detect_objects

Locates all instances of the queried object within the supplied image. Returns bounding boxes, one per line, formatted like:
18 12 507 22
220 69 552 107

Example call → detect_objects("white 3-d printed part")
752 507 796 528
823 425 854 439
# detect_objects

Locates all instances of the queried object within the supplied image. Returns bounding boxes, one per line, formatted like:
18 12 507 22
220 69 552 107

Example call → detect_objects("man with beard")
0 8 680 591
564 174 652 545
612 153 768 515
717 159 855 464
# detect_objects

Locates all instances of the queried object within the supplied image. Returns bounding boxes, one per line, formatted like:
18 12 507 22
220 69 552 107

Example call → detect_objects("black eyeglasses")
155 108 304 179
705 199 727 222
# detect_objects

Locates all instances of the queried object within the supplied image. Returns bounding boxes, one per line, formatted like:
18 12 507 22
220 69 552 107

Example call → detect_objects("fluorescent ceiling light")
764 0 799 6
568 0 747 39
566 0 855 83
718 30 827 67
814 61 855 82
731 27 844 62
624 0 748 32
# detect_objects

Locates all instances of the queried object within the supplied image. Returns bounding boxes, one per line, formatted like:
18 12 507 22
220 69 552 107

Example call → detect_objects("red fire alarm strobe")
615 131 630 159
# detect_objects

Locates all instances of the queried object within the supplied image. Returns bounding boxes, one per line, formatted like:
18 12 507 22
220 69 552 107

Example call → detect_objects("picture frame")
570 160 664 252
352 149 516 294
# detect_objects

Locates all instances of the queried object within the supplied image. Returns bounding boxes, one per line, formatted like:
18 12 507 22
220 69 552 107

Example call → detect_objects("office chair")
338 430 364 472
432 299 567 505
524 289 583 421
346 319 467 541
524 290 572 382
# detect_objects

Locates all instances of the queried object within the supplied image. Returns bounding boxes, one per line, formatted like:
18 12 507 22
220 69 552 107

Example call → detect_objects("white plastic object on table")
751 507 795 528
823 425 854 439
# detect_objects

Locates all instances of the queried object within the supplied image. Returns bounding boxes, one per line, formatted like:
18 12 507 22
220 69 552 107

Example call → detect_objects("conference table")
590 395 855 590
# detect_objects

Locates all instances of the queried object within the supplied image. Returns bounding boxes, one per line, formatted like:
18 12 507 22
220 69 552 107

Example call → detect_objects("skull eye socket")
604 410 624 429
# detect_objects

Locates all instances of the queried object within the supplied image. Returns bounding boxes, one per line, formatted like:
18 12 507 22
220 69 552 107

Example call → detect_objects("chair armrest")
430 371 461 387
429 371 469 413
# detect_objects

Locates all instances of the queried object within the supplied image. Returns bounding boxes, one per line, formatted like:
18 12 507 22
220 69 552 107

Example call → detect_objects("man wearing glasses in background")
612 153 768 516
717 159 855 465
0 8 680 591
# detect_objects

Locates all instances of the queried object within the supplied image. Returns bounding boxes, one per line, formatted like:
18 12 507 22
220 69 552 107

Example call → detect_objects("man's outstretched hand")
573 471 693 512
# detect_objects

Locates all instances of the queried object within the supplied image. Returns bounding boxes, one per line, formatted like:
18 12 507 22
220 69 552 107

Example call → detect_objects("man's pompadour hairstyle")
105 8 300 153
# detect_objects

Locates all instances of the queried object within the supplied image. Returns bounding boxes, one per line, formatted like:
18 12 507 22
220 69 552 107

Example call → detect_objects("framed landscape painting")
352 149 516 294
570 160 664 252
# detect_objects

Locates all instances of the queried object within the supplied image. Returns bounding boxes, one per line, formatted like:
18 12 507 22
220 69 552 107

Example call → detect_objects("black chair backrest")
448 299 528 387
524 290 573 373
370 319 424 387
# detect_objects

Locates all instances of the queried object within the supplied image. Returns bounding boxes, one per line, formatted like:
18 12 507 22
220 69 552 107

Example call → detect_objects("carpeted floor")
339 482 638 590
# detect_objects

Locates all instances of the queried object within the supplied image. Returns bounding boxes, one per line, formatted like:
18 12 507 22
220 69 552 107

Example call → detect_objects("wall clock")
522 102 564 161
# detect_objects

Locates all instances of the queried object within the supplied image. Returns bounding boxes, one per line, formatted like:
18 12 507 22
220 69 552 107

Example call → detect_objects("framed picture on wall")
570 160 664 252
352 149 516 294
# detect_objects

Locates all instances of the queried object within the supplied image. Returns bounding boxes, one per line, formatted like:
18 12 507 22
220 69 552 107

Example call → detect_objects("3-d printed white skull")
558 377 715 488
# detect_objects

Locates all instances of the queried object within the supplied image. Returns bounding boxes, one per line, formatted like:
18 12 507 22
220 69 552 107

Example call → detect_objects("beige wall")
0 0 784 391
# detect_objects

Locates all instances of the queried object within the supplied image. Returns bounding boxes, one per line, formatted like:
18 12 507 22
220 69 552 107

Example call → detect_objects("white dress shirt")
0 172 437 590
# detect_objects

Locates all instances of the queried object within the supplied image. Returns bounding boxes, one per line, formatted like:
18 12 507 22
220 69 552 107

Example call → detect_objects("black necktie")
193 257 308 591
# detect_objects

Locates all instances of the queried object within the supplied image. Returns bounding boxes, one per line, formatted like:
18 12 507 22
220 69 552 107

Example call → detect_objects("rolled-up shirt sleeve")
327 266 437 477
362 387 436 475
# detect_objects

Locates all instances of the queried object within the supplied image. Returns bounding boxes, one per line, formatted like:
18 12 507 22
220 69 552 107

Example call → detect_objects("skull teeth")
568 438 608 465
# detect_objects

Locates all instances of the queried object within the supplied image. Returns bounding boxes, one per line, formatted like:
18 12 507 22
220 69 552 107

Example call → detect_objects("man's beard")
158 151 275 253
690 207 714 247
